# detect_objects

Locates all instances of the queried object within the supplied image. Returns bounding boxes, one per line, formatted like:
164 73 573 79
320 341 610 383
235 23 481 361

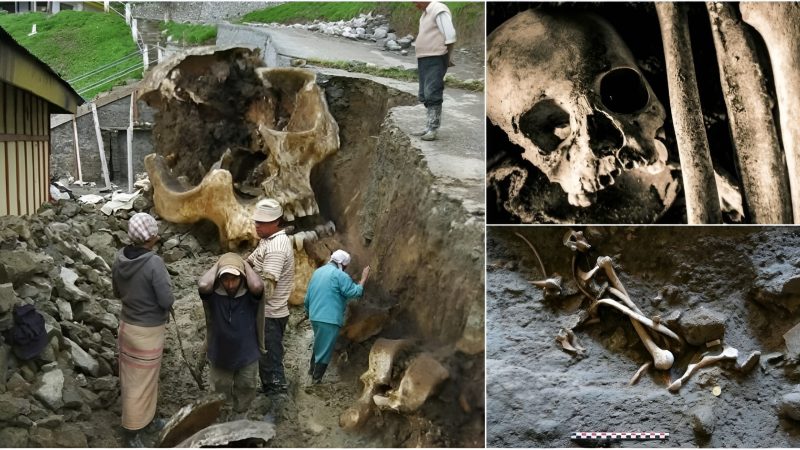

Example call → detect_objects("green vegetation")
241 2 483 43
0 10 139 100
307 59 483 92
161 21 217 45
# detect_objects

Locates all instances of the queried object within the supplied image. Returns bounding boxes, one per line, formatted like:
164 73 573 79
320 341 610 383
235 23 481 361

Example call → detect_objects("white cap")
218 267 241 278
252 198 282 222
330 249 351 268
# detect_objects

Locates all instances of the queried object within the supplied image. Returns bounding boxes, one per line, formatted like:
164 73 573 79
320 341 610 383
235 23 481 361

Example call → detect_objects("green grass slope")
0 10 140 100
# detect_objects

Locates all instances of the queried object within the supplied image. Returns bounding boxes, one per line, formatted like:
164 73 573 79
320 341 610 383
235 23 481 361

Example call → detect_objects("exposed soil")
487 226 800 447
145 73 484 447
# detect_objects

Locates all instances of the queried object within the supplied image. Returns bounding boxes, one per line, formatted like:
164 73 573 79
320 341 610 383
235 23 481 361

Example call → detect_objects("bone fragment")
339 338 410 430
706 339 721 348
655 2 722 223
629 361 652 386
740 3 800 223
373 353 449 413
556 329 585 356
736 350 760 374
706 2 793 223
667 345 739 392
515 232 547 279
595 298 680 341
145 154 257 250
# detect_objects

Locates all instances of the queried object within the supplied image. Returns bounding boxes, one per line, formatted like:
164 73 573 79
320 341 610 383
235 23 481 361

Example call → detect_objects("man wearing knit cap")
247 198 295 394
412 1 457 141
304 249 370 384
113 212 173 447
198 253 264 415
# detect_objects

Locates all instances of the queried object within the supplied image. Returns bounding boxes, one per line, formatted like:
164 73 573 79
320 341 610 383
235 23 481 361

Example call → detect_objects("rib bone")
656 2 722 223
740 3 800 223
667 345 739 392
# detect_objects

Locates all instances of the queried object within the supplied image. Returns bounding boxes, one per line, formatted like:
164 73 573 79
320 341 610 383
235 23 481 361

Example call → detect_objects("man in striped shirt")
247 198 295 394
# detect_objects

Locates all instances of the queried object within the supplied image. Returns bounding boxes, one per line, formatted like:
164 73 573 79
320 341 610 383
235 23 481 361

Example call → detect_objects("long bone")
706 2 793 223
584 256 676 370
655 2 722 224
740 3 800 223
667 345 739 392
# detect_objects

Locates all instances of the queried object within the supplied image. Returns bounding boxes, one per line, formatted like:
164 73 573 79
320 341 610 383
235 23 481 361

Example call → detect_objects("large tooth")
306 230 318 242
294 232 305 251
294 202 307 218
284 209 295 222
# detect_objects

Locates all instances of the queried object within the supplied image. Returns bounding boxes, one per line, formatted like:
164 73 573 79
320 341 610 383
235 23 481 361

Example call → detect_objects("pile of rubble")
0 195 213 447
250 13 416 55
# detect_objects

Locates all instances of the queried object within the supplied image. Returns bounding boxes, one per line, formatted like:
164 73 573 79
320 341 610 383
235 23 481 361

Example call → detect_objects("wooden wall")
0 80 50 216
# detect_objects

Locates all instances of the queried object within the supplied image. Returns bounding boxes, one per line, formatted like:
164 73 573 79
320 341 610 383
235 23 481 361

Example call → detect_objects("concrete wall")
50 95 155 187
216 23 284 67
131 1 281 23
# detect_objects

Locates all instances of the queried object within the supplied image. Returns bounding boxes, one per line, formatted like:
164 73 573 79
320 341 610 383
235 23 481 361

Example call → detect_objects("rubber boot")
308 353 315 376
421 105 441 141
312 363 328 384
123 429 145 448
411 107 432 136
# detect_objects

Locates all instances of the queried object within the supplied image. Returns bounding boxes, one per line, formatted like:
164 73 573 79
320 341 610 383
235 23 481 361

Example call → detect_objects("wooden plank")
7 142 18 215
0 142 7 215
72 115 83 181
6 82 15 134
91 102 111 188
26 141 34 215
0 81 5 134
0 134 49 142
127 92 134 192
15 88 23 135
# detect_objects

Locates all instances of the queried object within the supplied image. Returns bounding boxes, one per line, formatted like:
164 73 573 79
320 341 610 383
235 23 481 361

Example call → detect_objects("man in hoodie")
304 250 370 384
412 1 457 141
198 253 264 416
112 212 174 447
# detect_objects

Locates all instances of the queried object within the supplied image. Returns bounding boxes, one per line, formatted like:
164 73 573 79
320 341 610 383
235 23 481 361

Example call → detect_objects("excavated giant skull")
139 47 339 249
487 10 669 207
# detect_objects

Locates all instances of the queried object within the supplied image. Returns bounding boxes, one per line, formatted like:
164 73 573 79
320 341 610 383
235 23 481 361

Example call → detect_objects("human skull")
487 9 668 207
138 47 339 249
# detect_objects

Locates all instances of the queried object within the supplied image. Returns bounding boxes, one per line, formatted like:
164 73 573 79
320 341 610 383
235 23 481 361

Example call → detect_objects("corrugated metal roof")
0 25 84 113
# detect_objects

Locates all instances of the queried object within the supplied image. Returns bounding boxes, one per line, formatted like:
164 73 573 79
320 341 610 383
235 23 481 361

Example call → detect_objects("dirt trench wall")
487 226 800 447
315 75 485 352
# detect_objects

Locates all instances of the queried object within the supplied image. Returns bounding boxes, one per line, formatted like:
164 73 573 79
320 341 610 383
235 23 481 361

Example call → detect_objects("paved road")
217 22 485 217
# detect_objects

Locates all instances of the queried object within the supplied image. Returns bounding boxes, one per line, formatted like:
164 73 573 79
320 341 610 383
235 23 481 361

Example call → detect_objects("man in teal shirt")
304 249 370 384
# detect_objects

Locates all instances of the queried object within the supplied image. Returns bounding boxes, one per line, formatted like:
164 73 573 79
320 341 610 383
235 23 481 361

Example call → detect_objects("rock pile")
251 13 416 55
0 195 213 447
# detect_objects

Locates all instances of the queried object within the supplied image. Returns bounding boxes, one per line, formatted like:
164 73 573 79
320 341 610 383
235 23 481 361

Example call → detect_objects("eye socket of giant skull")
599 67 650 114
516 99 571 155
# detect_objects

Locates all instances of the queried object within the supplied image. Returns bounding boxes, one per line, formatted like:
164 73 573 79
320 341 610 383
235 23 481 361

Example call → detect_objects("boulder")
0 392 32 421
373 27 388 39
386 40 402 51
34 368 64 411
679 307 726 346
56 268 91 303
0 427 28 447
66 338 100 377
55 422 89 447
59 201 81 218
85 232 116 267
55 298 73 321
0 250 54 285
690 404 716 437
29 427 57 447
36 414 64 429
0 283 16 313
780 392 800 421
397 37 413 49
6 372 31 394
77 243 111 272
0 344 8 392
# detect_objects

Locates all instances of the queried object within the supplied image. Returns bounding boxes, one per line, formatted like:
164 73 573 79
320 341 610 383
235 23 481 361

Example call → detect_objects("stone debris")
251 13 417 54
0 194 222 446
678 307 726 346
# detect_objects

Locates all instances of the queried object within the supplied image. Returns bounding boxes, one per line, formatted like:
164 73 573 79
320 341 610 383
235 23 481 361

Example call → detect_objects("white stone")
55 298 73 321
34 369 64 411
66 338 100 377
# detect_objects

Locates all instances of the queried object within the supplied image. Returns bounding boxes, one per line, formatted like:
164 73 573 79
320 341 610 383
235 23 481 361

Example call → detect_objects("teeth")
568 192 592 208
325 221 336 235
294 232 305 251
284 210 295 222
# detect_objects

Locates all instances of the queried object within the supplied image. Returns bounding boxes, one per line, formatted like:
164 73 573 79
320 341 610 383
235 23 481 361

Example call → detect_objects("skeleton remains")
488 4 800 224
558 230 758 391
138 46 339 249
340 340 450 429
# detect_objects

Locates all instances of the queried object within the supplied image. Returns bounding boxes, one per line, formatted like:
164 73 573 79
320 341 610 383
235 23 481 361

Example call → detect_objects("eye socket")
516 99 571 155
599 67 650 114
